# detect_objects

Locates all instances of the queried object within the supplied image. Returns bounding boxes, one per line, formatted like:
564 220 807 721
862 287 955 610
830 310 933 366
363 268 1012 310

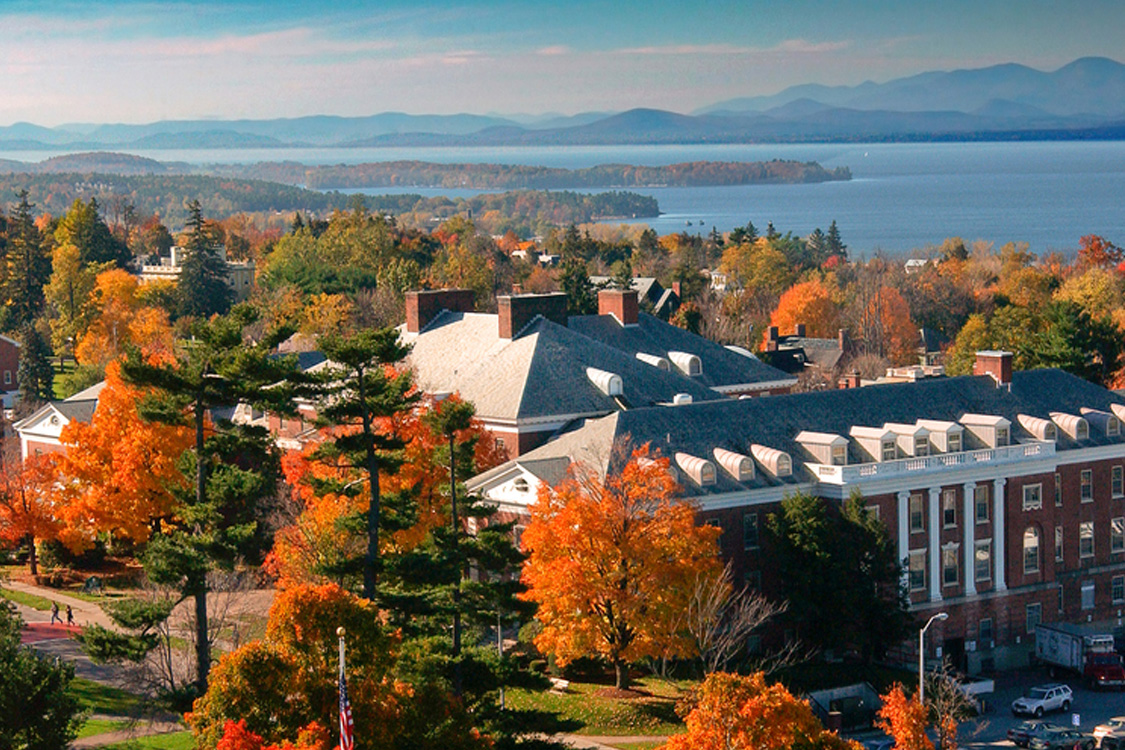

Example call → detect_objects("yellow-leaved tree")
520 442 721 689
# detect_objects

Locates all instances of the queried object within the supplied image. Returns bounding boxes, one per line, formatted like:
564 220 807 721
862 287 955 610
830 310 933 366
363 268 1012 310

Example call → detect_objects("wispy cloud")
614 39 851 57
536 45 571 56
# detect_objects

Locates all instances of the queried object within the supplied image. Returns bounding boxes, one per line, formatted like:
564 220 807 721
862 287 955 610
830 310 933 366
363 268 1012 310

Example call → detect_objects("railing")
812 441 1053 484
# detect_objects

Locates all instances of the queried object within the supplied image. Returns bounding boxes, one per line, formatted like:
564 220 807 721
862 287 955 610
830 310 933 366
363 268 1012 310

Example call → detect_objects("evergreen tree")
806 227 827 263
729 220 759 246
559 257 597 315
16 322 53 411
637 227 659 255
608 258 633 291
826 220 847 258
54 198 130 267
3 191 50 329
176 201 234 319
120 311 299 695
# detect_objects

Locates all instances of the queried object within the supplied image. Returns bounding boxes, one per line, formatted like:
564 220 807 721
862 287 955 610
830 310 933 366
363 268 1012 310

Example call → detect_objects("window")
975 485 990 523
1055 473 1063 507
1023 483 1043 511
1113 575 1125 604
1111 418 1121 437
948 433 962 453
882 441 898 462
915 437 930 457
743 513 759 551
1114 466 1124 498
831 444 847 465
1080 521 1094 558
513 477 528 492
1055 526 1064 562
1081 581 1095 610
909 551 926 591
996 426 1010 446
1077 422 1089 440
942 489 957 527
1113 517 1125 553
2 371 9 385
866 505 880 521
943 546 959 586
1081 470 1094 502
979 618 993 643
1026 602 1042 633
975 540 992 582
909 494 924 533
1024 527 1040 574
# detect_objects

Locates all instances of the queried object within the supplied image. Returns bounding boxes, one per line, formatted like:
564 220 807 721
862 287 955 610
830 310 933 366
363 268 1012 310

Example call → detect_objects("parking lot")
952 667 1125 747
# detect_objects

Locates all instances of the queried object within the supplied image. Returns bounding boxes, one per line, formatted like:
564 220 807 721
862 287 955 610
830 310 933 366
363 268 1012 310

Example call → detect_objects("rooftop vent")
636 352 671 371
586 367 623 397
668 351 702 376
713 447 754 482
672 393 693 405
675 452 716 486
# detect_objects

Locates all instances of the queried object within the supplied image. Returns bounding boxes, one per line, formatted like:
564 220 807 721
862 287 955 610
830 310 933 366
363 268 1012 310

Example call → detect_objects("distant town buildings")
138 245 255 302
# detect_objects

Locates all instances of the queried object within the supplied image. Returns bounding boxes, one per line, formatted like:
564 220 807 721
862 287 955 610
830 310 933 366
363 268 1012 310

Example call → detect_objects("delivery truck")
1035 622 1125 689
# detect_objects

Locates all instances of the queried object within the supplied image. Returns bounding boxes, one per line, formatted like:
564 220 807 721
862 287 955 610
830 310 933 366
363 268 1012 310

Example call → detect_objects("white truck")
1035 622 1125 689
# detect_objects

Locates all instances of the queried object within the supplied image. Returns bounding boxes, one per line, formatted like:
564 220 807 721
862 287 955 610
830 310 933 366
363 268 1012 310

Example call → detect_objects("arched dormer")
1018 414 1057 441
713 447 754 482
668 351 702 376
750 444 792 478
675 452 716 486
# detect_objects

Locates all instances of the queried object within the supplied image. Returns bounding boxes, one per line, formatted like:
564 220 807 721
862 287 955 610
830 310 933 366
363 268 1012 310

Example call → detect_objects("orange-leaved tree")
215 719 330 750
663 671 862 750
54 361 192 551
769 279 842 340
0 440 61 576
187 583 487 750
520 442 721 689
877 684 934 750
74 268 174 370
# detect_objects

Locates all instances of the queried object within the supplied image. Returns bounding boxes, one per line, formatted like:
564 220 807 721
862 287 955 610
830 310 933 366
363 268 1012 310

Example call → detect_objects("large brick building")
468 351 1125 674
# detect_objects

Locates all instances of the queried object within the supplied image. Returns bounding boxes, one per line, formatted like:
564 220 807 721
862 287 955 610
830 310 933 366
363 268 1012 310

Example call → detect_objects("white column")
897 490 910 566
929 486 942 602
993 478 1007 592
963 482 977 596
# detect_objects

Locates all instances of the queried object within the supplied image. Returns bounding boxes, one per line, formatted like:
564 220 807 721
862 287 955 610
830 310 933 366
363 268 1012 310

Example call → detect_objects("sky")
2 0 1123 126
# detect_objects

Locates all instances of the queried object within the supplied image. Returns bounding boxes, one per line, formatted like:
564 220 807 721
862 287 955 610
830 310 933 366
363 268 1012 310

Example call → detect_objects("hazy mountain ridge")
1 57 1122 149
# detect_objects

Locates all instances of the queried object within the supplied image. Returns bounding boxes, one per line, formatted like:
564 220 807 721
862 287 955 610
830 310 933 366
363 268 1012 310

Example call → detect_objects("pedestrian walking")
50 601 62 624
66 605 74 626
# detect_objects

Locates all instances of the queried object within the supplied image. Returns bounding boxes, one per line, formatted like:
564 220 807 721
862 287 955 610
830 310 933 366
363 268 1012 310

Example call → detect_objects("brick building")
13 381 105 458
468 351 1125 674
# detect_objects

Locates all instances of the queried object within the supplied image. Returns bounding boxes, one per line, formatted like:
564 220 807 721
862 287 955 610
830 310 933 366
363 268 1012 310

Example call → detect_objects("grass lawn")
77 718 129 739
102 731 194 750
0 586 55 610
608 742 666 750
505 677 687 736
69 677 142 715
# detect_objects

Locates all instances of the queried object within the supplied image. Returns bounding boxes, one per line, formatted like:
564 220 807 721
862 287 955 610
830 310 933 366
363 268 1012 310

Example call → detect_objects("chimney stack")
974 350 1013 386
795 323 806 337
838 328 849 352
672 281 682 298
598 288 639 326
498 292 569 339
405 289 476 333
766 326 780 352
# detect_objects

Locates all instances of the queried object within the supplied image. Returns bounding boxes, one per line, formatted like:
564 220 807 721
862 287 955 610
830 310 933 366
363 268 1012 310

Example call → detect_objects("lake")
6 141 1125 255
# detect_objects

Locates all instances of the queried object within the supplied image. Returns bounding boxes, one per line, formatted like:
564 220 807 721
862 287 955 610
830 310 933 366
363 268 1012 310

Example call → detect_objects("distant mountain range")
1 57 1123 151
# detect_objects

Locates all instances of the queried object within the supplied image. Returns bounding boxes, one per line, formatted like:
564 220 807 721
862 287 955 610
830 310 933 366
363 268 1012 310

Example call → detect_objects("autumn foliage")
663 671 862 750
520 443 721 688
769 279 841 340
877 684 934 750
0 441 61 575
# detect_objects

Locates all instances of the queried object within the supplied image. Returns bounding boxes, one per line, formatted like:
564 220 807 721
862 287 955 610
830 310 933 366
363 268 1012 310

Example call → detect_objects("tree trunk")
449 431 462 698
195 587 210 694
614 659 630 690
27 535 37 577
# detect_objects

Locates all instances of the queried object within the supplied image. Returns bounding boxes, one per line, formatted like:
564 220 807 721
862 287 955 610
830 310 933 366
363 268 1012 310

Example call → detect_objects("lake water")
7 141 1125 256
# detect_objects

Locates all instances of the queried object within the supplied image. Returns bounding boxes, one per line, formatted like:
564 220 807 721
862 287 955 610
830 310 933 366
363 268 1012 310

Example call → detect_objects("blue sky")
2 0 1122 125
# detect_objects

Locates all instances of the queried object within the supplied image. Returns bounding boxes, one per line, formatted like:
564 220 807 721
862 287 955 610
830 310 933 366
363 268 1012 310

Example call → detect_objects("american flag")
339 670 355 750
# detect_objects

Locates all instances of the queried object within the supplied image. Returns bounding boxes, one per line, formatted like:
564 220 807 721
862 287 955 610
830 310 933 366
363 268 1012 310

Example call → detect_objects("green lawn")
102 731 194 750
505 677 687 736
0 587 55 611
608 742 666 750
77 718 129 739
69 677 142 715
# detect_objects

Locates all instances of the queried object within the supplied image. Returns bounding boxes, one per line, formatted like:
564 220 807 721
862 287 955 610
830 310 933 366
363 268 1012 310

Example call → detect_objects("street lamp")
918 612 948 706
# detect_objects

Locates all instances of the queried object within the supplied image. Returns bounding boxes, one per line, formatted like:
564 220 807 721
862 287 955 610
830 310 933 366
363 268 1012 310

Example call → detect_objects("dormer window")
996 427 1009 446
1110 418 1121 437
914 437 930 457
668 351 702 376
750 444 792 478
882 441 897 461
831 445 847 466
1077 422 1089 440
795 431 848 466
513 477 529 493
948 433 962 452
1050 412 1089 441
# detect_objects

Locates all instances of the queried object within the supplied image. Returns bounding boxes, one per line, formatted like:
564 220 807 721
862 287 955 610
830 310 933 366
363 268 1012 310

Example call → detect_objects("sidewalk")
3 580 119 630
559 734 669 749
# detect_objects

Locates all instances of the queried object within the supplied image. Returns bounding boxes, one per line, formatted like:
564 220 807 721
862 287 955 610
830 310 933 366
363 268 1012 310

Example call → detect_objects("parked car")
1094 718 1125 748
1012 684 1074 717
1029 728 1093 750
1010 721 1060 747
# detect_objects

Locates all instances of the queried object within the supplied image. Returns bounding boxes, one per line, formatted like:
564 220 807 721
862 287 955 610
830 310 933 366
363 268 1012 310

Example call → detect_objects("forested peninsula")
221 159 851 190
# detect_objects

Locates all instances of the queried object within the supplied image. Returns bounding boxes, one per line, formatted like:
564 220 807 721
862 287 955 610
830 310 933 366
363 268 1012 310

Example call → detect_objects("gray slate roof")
568 312 795 391
472 369 1125 496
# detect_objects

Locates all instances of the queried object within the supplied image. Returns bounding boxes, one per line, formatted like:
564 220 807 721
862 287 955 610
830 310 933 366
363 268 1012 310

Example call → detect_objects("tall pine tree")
3 191 50 329
176 201 233 319
16 322 53 412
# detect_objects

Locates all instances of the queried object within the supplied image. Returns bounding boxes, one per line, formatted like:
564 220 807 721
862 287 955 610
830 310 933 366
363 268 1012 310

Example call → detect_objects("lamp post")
918 612 948 706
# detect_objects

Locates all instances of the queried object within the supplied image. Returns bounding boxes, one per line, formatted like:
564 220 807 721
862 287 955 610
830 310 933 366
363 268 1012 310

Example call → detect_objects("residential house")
138 245 256 302
13 381 105 459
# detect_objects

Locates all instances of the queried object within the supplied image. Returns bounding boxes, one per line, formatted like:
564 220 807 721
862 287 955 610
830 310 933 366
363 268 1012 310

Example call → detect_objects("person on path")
50 601 62 624
66 605 74 626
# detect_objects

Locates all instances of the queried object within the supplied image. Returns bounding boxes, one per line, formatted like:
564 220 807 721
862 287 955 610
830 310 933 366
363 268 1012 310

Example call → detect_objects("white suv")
1012 684 1074 717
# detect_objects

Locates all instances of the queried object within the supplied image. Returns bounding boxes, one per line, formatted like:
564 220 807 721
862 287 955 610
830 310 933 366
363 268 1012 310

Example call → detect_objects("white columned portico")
928 486 942 602
993 478 1007 591
963 482 977 596
897 490 910 574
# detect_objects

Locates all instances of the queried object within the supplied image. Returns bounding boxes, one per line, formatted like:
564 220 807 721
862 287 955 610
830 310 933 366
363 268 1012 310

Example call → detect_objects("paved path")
4 580 119 630
558 734 669 749
72 720 186 749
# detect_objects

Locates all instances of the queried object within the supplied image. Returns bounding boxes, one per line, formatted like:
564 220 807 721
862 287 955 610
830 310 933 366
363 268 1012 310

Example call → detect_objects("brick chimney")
498 292 569 339
838 328 849 352
598 288 639 326
795 323 806 337
671 281 682 298
838 370 861 390
974 350 1013 386
766 326 780 352
405 289 476 333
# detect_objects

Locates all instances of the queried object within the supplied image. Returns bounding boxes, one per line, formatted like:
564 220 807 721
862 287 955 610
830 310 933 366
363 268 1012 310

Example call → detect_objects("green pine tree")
559 257 597 315
826 219 847 258
16 321 53 412
3 191 50 329
176 201 234 319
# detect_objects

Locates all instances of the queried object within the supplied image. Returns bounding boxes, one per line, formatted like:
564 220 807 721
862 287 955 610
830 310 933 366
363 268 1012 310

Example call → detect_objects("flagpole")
338 626 345 678
337 626 353 750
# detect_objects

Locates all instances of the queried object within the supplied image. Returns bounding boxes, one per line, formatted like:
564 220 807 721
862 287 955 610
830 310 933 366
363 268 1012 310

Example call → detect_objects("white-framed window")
1023 483 1043 511
1055 473 1063 507
996 426 1010 446
743 513 759 551
831 444 847 465
909 494 924 533
975 485 990 523
948 433 962 452
1026 602 1042 633
942 545 959 586
1114 466 1124 498
1055 526 1064 562
1113 575 1125 604
979 618 993 643
915 437 930 457
1113 517 1125 553
908 550 926 591
1078 421 1089 440
1080 521 1095 559
1082 580 1095 610
2 371 9 385
942 489 957 528
974 540 992 582
866 504 880 521
882 441 897 461
1110 419 1121 437
1081 469 1094 502
1024 526 1040 574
